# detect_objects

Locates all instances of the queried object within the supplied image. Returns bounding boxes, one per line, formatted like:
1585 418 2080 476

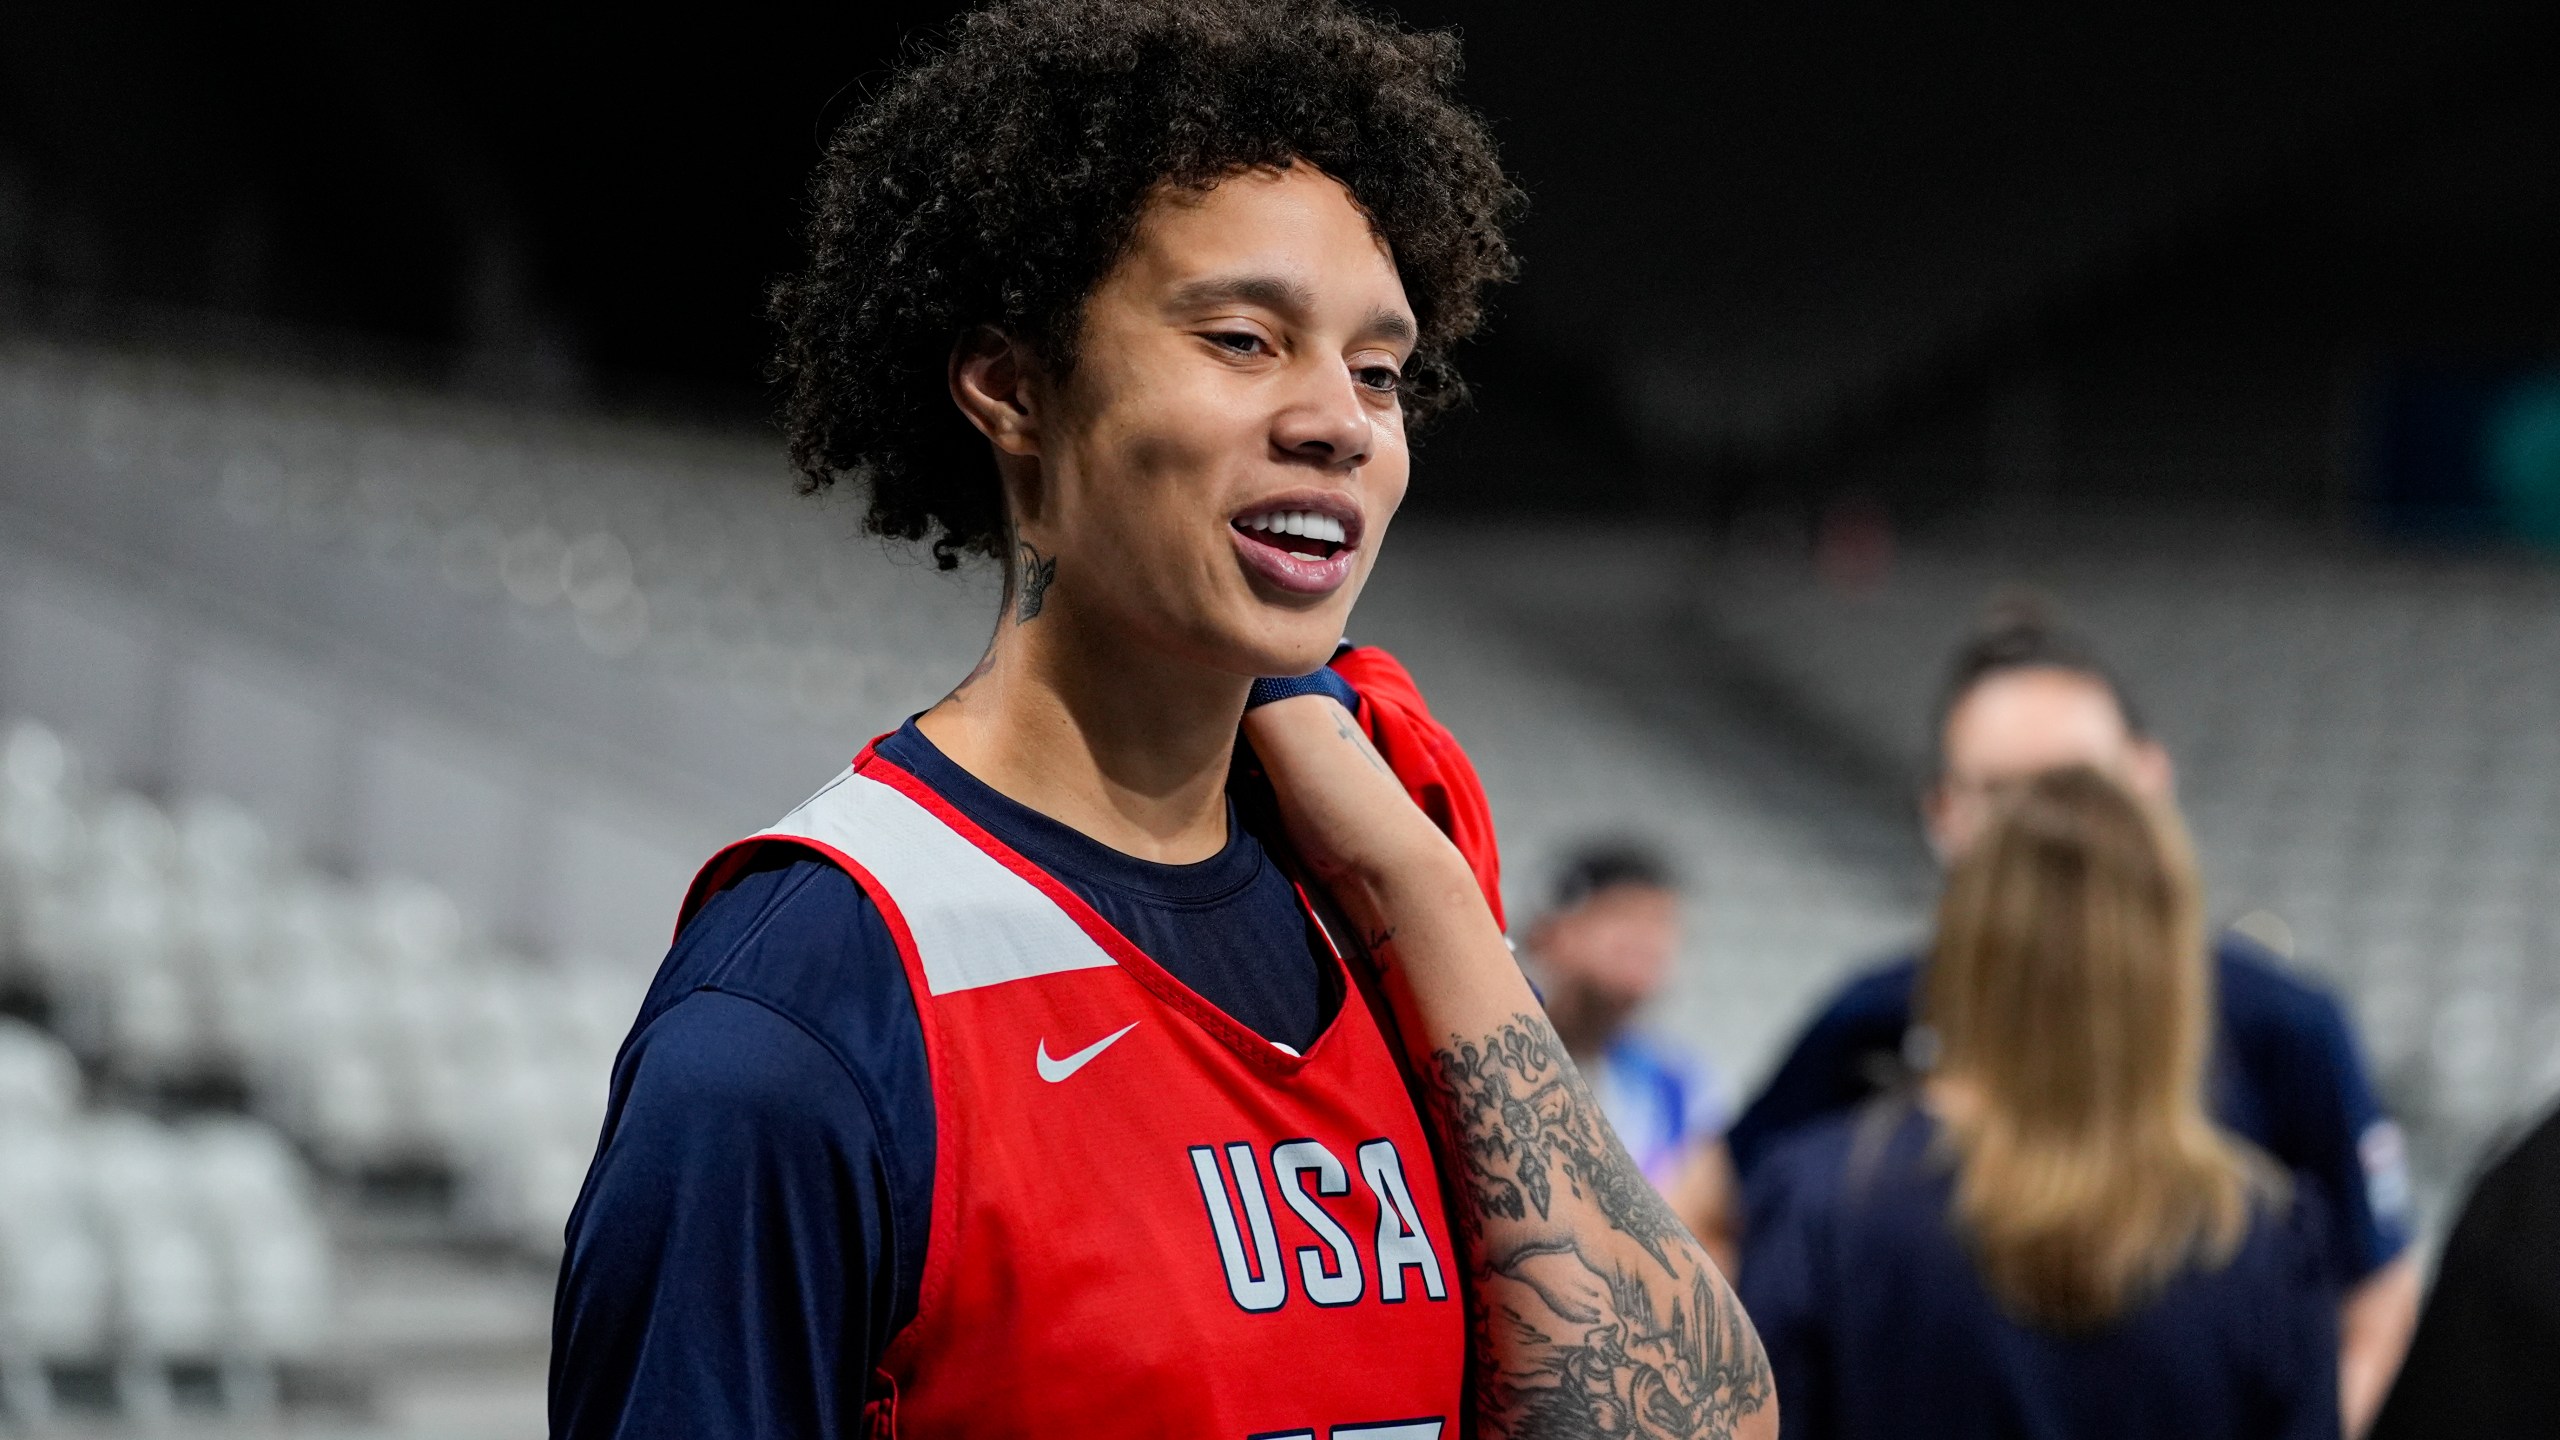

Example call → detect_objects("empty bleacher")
0 998 330 1424
2 337 1921 1099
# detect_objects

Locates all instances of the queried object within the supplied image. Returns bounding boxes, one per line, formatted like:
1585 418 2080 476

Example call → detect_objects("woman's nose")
1271 368 1373 468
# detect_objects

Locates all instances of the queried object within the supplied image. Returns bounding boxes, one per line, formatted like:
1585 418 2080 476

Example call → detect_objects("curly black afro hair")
770 0 1522 568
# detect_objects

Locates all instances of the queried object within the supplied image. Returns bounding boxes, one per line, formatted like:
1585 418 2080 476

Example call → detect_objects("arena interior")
4 2 2559 1435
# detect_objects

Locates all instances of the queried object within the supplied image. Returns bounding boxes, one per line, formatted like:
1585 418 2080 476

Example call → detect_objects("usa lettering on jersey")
1190 1136 1449 1312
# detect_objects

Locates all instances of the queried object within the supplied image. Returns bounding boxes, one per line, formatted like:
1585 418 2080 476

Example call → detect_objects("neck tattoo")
1015 540 1058 623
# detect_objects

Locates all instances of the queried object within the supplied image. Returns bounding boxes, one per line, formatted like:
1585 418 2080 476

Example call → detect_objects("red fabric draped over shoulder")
1330 644 1506 934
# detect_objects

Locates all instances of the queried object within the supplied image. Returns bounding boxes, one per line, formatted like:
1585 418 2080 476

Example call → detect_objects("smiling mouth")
1231 508 1350 561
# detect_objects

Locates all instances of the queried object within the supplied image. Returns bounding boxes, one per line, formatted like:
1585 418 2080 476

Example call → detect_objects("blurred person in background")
550 2 1773 1437
2369 1099 2560 1440
1740 765 2340 1440
1525 840 1739 1269
1724 606 2420 1434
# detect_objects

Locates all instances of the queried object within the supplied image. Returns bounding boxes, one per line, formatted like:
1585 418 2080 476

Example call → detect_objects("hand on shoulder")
1242 694 1474 901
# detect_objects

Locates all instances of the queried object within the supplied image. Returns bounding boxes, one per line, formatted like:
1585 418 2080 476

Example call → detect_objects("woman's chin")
1147 583 1354 686
1207 625 1344 687
1233 589 1363 673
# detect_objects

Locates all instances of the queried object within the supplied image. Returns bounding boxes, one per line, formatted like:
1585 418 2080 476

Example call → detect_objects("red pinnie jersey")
676 648 1502 1440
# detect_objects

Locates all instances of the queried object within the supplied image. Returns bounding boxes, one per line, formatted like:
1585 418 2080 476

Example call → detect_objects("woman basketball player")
551 4 1771 1436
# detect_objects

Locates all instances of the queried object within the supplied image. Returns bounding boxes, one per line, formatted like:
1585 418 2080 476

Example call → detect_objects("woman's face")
1010 163 1416 678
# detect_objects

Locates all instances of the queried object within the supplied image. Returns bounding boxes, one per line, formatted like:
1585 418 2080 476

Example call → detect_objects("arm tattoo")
1014 541 1057 622
1427 1013 1770 1439
1331 704 1396 778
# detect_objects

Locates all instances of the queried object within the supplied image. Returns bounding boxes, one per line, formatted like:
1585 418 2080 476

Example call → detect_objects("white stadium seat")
0 1019 79 1123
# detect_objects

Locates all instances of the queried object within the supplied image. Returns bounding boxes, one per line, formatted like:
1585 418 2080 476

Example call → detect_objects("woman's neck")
915 603 1251 864
1921 1071 1984 1125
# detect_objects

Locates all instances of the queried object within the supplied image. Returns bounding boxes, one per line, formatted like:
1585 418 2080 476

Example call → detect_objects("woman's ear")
2127 737 2176 804
949 327 1041 457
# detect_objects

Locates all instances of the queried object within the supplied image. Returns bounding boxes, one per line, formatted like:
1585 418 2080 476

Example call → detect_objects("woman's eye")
1356 365 1403 394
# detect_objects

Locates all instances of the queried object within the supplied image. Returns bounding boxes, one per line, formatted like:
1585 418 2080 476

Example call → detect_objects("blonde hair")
1923 765 2267 1329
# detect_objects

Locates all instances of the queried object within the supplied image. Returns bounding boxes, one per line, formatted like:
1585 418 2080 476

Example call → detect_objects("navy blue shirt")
1726 938 2412 1286
1739 1103 2341 1440
550 721 1337 1438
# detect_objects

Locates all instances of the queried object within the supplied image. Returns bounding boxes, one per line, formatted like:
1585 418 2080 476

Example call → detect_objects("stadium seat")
0 1018 79 1122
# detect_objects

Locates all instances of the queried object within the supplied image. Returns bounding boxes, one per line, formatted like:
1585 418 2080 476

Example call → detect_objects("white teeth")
1238 509 1349 545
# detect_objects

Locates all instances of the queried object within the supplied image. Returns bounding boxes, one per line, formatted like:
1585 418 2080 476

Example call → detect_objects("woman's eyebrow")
1168 273 1416 344
1170 273 1316 314
1362 306 1416 345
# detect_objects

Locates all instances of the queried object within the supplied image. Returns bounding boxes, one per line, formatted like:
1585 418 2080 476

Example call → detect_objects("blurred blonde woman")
1739 766 2338 1440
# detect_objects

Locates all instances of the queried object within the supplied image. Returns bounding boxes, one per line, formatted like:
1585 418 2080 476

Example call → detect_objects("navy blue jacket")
1741 1103 2341 1440
1727 940 2412 1285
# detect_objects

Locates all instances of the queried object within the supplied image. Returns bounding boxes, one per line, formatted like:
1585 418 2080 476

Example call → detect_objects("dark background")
6 1 2558 528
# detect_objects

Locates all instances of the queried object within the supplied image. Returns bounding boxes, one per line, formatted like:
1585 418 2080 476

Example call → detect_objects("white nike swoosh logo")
1036 1022 1140 1083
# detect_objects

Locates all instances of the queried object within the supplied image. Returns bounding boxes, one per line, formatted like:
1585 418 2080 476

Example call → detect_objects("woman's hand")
1242 694 1476 907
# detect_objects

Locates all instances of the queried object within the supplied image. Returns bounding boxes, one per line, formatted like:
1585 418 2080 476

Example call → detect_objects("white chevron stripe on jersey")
761 767 1117 996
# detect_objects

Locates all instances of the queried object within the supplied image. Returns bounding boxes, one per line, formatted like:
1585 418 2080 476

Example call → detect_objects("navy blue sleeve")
551 858 934 1440
1727 961 1917 1182
1247 662 1362 710
552 992 888 1438
2222 948 2412 1284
